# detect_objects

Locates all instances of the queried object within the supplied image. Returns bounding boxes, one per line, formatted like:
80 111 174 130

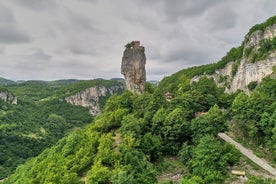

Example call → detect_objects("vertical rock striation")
121 41 146 94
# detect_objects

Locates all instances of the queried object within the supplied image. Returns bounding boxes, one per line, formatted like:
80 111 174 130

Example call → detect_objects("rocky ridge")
65 85 124 115
191 24 276 93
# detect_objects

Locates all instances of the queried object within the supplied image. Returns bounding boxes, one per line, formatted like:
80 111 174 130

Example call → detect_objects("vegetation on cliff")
245 15 276 40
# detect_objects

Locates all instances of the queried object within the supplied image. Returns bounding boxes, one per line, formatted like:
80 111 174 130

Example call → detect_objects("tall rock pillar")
121 41 146 94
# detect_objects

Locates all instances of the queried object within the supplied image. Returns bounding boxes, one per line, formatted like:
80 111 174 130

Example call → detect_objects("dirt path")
218 133 276 177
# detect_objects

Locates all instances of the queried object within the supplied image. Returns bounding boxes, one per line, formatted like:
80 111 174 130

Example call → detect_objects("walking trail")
218 133 276 178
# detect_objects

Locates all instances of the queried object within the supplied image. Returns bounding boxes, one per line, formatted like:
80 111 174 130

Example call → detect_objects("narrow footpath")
218 133 276 177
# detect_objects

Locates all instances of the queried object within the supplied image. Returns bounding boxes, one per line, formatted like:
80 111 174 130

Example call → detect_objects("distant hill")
0 77 16 86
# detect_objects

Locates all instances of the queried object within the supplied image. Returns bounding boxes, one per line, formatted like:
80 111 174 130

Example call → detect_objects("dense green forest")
4 74 276 183
0 79 123 179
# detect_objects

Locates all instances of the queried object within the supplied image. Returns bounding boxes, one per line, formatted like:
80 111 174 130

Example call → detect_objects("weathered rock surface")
191 24 276 93
244 24 276 49
65 85 123 116
0 92 17 104
228 55 276 93
121 41 146 94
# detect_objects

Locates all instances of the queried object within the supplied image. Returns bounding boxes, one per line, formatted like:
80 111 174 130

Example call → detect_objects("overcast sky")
0 0 276 81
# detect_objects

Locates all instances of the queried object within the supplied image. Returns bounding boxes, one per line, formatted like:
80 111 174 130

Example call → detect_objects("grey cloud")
27 49 52 61
0 26 31 43
0 4 31 43
53 8 105 56
79 0 98 3
206 6 237 31
0 47 5 54
163 0 222 20
62 9 99 32
0 1 275 81
164 48 210 66
11 0 58 10
68 44 99 56
0 4 14 22
11 49 52 73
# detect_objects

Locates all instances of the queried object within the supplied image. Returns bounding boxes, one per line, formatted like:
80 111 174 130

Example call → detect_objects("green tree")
162 108 190 154
191 104 226 140
140 132 162 161
87 160 112 184
190 135 229 184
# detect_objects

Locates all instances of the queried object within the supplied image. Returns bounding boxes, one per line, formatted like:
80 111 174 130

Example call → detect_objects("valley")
1 15 276 184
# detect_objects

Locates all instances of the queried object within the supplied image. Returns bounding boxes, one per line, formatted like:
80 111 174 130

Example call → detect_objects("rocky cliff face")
0 91 17 104
191 24 276 93
121 41 146 94
244 24 276 49
65 85 124 116
227 55 276 93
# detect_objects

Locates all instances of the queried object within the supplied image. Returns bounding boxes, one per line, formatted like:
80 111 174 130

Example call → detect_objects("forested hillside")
0 79 123 179
4 73 276 183
2 16 276 184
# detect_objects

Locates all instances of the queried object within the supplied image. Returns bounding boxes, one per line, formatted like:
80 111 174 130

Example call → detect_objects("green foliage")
273 65 276 73
157 45 243 94
179 142 192 164
140 133 162 161
191 104 227 140
244 46 254 58
0 78 16 86
0 86 10 93
5 72 274 183
251 37 276 63
160 108 190 155
230 77 276 164
87 160 112 184
258 77 276 98
0 79 122 179
181 176 204 184
247 176 276 184
4 19 276 182
245 15 276 40
247 81 258 91
231 61 239 77
125 42 132 49
189 135 236 184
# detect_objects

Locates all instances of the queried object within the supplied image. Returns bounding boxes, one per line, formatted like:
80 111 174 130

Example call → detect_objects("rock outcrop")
65 85 124 116
228 55 276 93
244 24 276 49
0 91 17 104
191 24 276 93
121 41 146 94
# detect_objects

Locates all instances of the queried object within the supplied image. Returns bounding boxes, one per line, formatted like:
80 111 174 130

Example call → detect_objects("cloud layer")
0 0 276 81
